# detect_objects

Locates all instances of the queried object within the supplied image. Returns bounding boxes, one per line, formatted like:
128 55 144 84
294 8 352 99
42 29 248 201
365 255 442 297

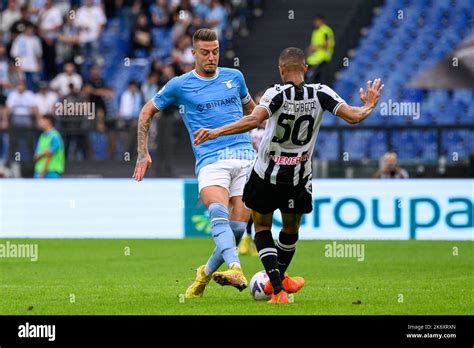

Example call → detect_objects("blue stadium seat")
314 131 339 160
442 130 474 160
89 133 108 160
335 0 474 156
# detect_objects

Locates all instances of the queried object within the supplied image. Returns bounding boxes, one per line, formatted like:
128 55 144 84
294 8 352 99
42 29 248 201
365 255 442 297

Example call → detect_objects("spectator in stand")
37 0 63 79
28 0 46 23
57 14 80 66
206 0 227 41
35 81 58 117
10 23 43 92
85 65 113 133
150 58 163 76
193 0 210 19
0 87 7 162
50 62 82 97
6 80 39 127
188 13 205 35
104 0 126 19
119 81 143 121
171 35 194 73
58 83 89 160
0 0 20 42
9 5 32 41
159 64 176 86
373 152 409 179
177 0 194 17
141 72 159 102
33 114 65 178
74 0 107 65
131 13 152 58
5 80 39 160
0 44 11 91
6 60 25 92
170 6 193 43
118 80 142 154
151 0 171 28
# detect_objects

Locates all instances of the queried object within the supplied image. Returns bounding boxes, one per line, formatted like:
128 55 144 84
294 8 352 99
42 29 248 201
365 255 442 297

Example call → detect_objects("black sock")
246 218 253 235
276 231 298 280
254 230 283 294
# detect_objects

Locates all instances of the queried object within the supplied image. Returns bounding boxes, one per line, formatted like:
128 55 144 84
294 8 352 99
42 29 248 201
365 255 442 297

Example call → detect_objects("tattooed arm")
132 101 159 181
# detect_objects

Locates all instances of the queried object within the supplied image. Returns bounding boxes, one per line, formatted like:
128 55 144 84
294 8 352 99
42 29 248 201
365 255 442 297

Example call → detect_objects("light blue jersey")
152 67 255 175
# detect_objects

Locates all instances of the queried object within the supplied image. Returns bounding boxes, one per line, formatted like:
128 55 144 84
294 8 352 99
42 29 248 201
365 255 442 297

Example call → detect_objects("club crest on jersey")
222 80 233 89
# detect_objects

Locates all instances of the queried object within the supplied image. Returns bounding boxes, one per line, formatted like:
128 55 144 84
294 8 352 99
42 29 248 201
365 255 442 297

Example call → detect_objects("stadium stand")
0 0 472 178
333 0 474 163
0 0 263 176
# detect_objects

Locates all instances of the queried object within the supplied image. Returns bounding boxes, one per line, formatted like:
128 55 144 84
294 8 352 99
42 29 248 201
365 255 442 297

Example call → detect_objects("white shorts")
198 159 253 197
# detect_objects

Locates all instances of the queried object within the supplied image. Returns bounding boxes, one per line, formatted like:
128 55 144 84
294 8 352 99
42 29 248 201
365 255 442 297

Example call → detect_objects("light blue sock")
229 221 246 246
205 220 247 275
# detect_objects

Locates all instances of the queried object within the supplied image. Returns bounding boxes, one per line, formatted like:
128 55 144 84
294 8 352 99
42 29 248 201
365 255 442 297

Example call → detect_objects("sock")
229 221 246 246
204 248 221 276
275 231 298 279
246 218 253 235
204 204 240 273
254 230 283 294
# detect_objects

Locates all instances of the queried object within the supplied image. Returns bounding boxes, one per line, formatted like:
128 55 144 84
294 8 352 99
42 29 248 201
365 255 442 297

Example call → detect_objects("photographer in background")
374 151 409 179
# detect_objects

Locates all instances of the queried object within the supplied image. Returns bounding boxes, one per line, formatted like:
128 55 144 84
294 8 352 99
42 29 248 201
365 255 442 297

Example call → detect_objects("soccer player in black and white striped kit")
194 47 384 304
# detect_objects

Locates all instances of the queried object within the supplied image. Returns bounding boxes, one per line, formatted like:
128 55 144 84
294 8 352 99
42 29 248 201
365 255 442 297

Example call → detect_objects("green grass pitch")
1 239 472 315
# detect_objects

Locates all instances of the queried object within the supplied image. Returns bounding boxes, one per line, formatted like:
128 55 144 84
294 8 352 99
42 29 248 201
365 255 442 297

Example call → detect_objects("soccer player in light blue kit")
133 29 256 298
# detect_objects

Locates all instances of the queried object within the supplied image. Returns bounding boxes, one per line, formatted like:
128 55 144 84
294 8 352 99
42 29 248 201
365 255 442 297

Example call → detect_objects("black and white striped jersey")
253 82 346 186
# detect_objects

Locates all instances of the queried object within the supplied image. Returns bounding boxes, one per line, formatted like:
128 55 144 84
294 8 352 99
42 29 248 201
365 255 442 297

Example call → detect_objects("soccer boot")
249 242 258 256
212 264 248 291
267 290 290 304
239 234 252 255
264 275 305 295
185 265 211 298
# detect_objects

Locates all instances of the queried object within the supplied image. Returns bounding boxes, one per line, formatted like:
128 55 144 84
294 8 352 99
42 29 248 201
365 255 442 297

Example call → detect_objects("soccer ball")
250 271 271 300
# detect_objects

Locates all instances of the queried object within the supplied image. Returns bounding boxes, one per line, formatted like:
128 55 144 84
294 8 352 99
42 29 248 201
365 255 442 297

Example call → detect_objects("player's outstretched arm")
336 78 384 124
133 100 159 181
193 106 268 145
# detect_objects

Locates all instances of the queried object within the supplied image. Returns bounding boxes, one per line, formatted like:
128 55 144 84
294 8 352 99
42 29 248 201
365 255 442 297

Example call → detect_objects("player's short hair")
278 47 306 68
192 28 218 46
43 114 55 126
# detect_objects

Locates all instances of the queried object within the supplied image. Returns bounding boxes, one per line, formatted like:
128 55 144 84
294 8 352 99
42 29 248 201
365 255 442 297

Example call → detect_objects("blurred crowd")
0 0 263 163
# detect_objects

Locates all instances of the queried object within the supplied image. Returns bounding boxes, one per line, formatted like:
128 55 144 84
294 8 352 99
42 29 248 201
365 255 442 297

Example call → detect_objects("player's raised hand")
133 153 152 182
359 78 384 108
193 128 219 145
